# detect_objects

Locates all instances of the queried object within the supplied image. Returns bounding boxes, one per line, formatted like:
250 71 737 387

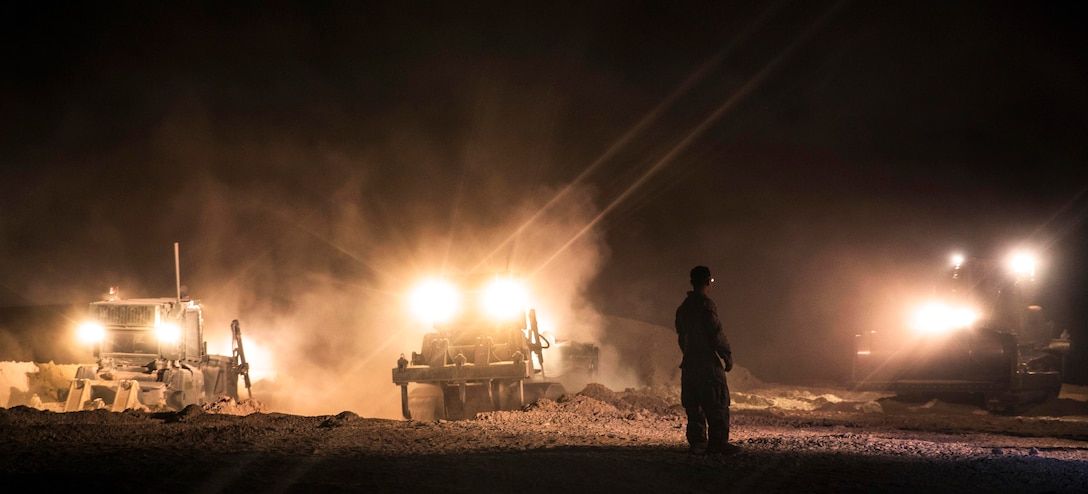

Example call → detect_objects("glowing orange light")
409 279 460 324
482 277 527 320
910 302 977 335
156 322 181 343
1010 253 1035 277
76 322 104 344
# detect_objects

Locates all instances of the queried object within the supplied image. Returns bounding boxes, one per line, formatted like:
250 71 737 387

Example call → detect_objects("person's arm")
675 306 686 351
705 300 733 371
715 323 733 372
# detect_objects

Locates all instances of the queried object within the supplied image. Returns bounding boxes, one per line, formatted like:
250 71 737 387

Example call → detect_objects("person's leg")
706 379 737 454
685 406 708 452
705 404 729 449
681 377 708 452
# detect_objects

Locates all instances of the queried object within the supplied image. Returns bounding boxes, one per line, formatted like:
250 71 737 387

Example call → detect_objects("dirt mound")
577 368 759 417
1 361 83 407
1021 397 1088 418
202 396 268 416
726 365 765 392
27 361 78 394
319 411 362 428
576 383 623 405
576 383 681 416
0 405 156 426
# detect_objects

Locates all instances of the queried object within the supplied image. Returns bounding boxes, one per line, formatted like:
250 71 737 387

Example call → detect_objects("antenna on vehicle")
174 242 182 303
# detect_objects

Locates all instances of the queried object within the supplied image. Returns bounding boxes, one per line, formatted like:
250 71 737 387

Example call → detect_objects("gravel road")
3 382 1087 493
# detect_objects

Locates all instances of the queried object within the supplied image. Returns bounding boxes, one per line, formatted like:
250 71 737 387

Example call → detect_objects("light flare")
76 321 104 344
1010 252 1036 277
240 339 277 382
409 279 460 324
156 322 181 344
206 336 277 382
910 302 978 335
950 253 965 267
482 277 527 319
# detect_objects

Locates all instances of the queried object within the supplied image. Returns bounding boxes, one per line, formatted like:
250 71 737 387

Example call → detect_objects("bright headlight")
1010 252 1035 277
156 322 181 344
409 279 460 324
77 322 104 344
950 253 965 267
482 277 527 320
910 302 978 334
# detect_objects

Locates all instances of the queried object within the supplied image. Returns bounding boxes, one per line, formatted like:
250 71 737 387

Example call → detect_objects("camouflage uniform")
675 289 733 453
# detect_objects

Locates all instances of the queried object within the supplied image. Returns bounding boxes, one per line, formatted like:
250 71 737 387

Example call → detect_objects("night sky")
2 1 1086 416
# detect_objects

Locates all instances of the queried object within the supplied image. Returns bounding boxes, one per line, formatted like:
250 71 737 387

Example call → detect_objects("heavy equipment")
850 251 1071 413
63 244 252 412
392 273 599 420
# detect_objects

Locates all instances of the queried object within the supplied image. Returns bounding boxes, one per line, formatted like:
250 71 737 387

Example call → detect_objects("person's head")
689 265 713 292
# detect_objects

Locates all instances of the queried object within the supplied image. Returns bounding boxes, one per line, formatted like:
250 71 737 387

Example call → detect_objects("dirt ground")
3 375 1088 494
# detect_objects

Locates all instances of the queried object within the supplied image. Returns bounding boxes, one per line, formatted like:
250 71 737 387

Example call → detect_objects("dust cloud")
160 160 614 419
0 45 644 419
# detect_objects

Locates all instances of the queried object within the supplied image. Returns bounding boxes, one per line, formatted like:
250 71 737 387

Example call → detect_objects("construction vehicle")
392 273 599 420
63 243 252 412
850 251 1071 413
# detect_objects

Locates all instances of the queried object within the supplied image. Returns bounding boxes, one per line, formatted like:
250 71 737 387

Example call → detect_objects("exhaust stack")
174 242 181 302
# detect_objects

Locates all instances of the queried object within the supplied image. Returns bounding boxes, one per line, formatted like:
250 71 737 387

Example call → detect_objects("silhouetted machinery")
64 244 252 412
392 273 599 420
851 252 1070 413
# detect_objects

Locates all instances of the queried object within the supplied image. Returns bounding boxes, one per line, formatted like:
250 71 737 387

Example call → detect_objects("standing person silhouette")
675 265 739 455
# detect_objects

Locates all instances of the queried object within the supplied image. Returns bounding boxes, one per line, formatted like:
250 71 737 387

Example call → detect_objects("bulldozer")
61 244 252 412
392 273 599 420
850 252 1071 413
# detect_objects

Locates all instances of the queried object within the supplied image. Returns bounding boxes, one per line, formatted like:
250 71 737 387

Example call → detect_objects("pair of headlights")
951 251 1036 278
409 277 528 324
76 321 182 345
